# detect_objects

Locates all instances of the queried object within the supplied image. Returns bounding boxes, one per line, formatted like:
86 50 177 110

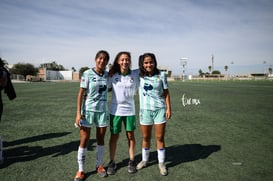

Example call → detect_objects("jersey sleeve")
80 70 89 88
160 71 168 89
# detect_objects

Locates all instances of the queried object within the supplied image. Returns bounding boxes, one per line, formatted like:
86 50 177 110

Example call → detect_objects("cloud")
1 0 273 75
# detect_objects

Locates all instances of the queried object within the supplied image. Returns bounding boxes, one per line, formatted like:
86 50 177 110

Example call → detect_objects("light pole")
211 54 214 72
263 61 266 79
268 65 272 78
230 61 234 79
180 58 188 81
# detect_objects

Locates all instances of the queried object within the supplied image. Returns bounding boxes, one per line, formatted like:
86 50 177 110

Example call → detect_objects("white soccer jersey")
80 68 108 112
139 71 168 110
109 69 139 116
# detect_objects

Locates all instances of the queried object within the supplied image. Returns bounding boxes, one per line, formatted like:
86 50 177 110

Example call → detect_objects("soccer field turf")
0 80 273 181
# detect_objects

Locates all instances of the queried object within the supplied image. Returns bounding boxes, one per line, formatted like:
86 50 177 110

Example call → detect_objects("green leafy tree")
212 70 221 74
224 65 228 72
268 67 272 75
72 67 76 72
198 69 204 77
40 61 66 71
208 66 212 73
10 63 39 80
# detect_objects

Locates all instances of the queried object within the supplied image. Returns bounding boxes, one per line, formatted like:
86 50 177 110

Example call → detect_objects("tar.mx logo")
181 93 201 107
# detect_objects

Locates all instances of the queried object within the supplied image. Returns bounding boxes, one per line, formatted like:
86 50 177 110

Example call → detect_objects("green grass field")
0 80 273 181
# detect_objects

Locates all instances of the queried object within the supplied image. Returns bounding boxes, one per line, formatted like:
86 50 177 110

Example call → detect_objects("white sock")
96 145 104 167
142 148 150 162
157 148 165 163
77 147 87 172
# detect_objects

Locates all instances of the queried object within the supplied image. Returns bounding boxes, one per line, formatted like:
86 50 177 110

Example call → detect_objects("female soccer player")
136 53 171 176
74 50 110 181
107 51 139 174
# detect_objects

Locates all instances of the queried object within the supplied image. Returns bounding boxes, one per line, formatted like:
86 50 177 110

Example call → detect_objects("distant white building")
158 66 172 77
46 70 73 80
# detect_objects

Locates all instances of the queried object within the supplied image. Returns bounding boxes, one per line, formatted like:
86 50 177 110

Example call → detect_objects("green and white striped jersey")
80 68 108 112
139 71 168 110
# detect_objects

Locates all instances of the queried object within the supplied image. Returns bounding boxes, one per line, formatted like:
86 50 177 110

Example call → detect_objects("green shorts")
110 114 136 134
80 111 109 128
139 108 166 125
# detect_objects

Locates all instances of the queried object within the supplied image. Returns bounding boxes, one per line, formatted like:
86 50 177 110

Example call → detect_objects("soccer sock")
142 148 150 162
157 148 165 163
96 145 104 167
77 147 87 172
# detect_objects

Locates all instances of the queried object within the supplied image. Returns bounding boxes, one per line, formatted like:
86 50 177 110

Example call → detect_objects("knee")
110 134 119 142
142 135 151 142
156 135 164 142
126 131 135 140
127 134 135 141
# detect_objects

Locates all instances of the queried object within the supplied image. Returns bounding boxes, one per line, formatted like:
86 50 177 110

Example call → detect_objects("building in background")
158 66 172 77
26 68 79 81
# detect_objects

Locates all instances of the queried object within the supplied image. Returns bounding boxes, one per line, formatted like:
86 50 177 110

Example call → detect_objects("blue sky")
1 0 273 75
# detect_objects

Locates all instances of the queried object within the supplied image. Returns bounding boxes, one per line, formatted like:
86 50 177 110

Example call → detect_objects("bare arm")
163 89 171 120
75 87 86 126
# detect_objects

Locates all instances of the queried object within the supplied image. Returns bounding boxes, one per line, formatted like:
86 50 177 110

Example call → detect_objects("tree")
268 67 272 75
224 65 229 79
212 70 221 74
79 67 90 78
39 61 66 71
72 67 76 72
10 63 39 80
198 69 204 77
224 65 228 72
208 66 212 73
0 57 8 67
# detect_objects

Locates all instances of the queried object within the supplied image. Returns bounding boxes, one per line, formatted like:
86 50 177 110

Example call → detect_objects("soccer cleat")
128 160 137 173
158 163 168 176
74 171 85 181
136 160 147 170
96 165 107 177
107 160 117 175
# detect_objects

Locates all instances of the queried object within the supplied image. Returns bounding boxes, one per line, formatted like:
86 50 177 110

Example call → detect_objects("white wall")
46 70 72 80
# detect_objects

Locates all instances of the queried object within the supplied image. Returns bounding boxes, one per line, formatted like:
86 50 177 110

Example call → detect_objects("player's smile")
143 57 155 75
118 54 131 73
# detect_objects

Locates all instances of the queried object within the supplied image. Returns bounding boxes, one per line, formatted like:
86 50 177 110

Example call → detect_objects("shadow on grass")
95 144 221 176
0 132 96 169
128 144 221 170
3 132 71 147
165 144 221 167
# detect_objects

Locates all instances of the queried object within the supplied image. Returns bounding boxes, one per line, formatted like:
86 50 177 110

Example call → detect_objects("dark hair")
95 50 110 62
0 57 5 67
109 51 131 77
138 53 160 77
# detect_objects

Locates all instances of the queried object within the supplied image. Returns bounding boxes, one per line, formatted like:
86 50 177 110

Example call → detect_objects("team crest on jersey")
143 83 153 92
143 83 153 96
98 85 107 94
